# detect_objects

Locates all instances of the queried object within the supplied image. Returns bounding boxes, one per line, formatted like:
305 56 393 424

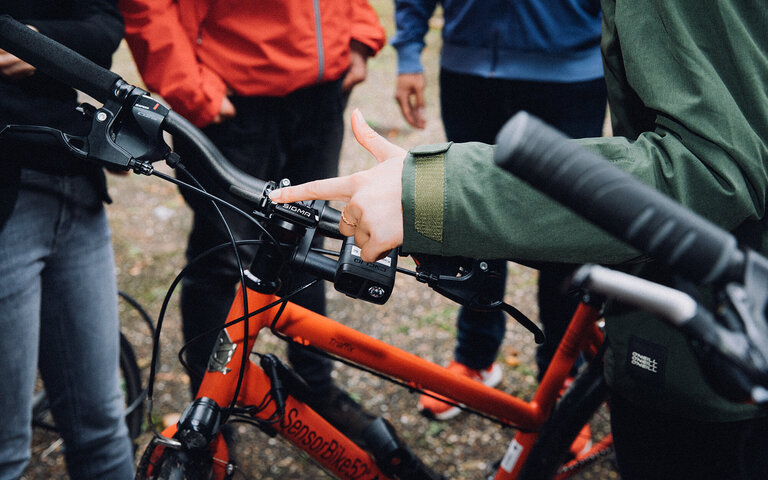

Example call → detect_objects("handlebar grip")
0 15 121 103
494 112 743 285
163 111 268 198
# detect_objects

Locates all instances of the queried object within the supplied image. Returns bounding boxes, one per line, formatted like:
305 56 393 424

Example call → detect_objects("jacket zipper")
313 0 325 83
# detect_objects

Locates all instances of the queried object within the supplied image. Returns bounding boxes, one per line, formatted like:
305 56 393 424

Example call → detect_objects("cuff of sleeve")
395 42 425 74
401 142 453 255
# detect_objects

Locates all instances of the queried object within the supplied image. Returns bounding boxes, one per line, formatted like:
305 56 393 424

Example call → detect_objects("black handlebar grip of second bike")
493 111 744 285
0 15 122 103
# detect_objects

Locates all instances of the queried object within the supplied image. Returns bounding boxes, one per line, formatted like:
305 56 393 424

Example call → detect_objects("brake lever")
1 83 174 176
413 255 545 343
729 250 768 361
82 87 173 174
0 124 89 159
713 250 768 400
573 262 768 403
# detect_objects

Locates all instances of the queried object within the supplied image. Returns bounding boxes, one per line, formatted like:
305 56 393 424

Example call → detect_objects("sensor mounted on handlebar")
335 238 398 304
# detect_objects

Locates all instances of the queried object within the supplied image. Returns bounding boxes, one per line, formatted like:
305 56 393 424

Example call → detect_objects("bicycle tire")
135 438 215 480
120 332 145 441
518 355 612 480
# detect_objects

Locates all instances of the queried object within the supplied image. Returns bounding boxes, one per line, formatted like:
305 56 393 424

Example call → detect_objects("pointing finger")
269 175 355 204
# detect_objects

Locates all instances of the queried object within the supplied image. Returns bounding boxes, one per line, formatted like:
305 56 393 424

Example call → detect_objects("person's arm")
391 0 436 129
343 0 386 94
272 2 768 267
118 0 228 127
272 85 768 268
350 0 386 56
342 0 386 93
269 110 636 263
342 40 371 93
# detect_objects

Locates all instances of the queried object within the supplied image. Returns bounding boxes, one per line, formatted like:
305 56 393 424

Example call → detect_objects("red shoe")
570 423 593 457
418 361 503 420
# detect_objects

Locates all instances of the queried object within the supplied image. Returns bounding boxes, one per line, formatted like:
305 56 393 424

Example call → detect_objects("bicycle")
2 16 766 480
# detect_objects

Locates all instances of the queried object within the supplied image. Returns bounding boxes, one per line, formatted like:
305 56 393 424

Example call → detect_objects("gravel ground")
23 3 618 478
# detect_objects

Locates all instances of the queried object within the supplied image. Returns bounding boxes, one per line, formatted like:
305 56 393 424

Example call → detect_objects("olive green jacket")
401 0 768 420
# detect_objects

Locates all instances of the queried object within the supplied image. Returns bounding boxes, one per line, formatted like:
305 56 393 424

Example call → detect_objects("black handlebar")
0 15 122 103
162 111 269 202
494 112 745 286
0 15 283 216
0 15 354 279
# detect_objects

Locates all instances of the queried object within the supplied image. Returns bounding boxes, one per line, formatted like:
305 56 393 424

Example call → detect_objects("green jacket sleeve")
402 0 768 267
401 140 642 264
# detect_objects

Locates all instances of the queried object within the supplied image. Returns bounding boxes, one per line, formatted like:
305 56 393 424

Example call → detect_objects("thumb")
351 109 407 163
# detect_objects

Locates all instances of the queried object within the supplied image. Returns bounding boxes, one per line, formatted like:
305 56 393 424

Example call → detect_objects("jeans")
0 170 134 479
174 79 345 395
440 70 607 371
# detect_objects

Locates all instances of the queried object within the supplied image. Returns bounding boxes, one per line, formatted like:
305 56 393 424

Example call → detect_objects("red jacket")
119 0 386 127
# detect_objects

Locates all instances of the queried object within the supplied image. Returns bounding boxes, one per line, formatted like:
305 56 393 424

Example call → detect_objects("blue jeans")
0 170 134 479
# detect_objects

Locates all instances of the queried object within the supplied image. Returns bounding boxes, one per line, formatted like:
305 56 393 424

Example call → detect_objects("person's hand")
0 25 38 80
394 73 426 129
269 109 407 262
0 50 35 79
342 40 372 93
212 90 236 124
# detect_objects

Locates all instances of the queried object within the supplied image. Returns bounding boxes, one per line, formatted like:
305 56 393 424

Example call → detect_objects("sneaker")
309 385 377 449
569 423 593 458
418 361 503 420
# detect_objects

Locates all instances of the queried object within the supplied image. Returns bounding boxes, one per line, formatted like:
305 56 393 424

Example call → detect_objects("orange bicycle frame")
182 285 605 480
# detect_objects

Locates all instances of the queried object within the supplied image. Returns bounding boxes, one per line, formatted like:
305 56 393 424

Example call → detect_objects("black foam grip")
162 111 268 198
0 15 121 102
494 112 743 285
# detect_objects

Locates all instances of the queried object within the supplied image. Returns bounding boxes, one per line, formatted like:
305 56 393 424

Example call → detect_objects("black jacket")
0 0 124 228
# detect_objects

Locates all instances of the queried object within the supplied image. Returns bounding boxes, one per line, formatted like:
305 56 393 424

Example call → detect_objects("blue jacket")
392 0 603 82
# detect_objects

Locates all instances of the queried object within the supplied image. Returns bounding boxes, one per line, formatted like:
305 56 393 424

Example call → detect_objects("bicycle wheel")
518 355 612 480
120 331 145 441
137 446 210 480
136 437 218 480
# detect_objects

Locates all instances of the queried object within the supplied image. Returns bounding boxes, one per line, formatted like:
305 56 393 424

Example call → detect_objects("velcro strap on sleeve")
410 143 451 242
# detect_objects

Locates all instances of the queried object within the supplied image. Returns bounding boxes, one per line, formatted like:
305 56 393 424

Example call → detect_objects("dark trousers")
175 79 345 395
439 69 607 371
610 393 768 479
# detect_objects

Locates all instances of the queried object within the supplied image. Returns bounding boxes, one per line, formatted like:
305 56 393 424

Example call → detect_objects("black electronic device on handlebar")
494 111 768 403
